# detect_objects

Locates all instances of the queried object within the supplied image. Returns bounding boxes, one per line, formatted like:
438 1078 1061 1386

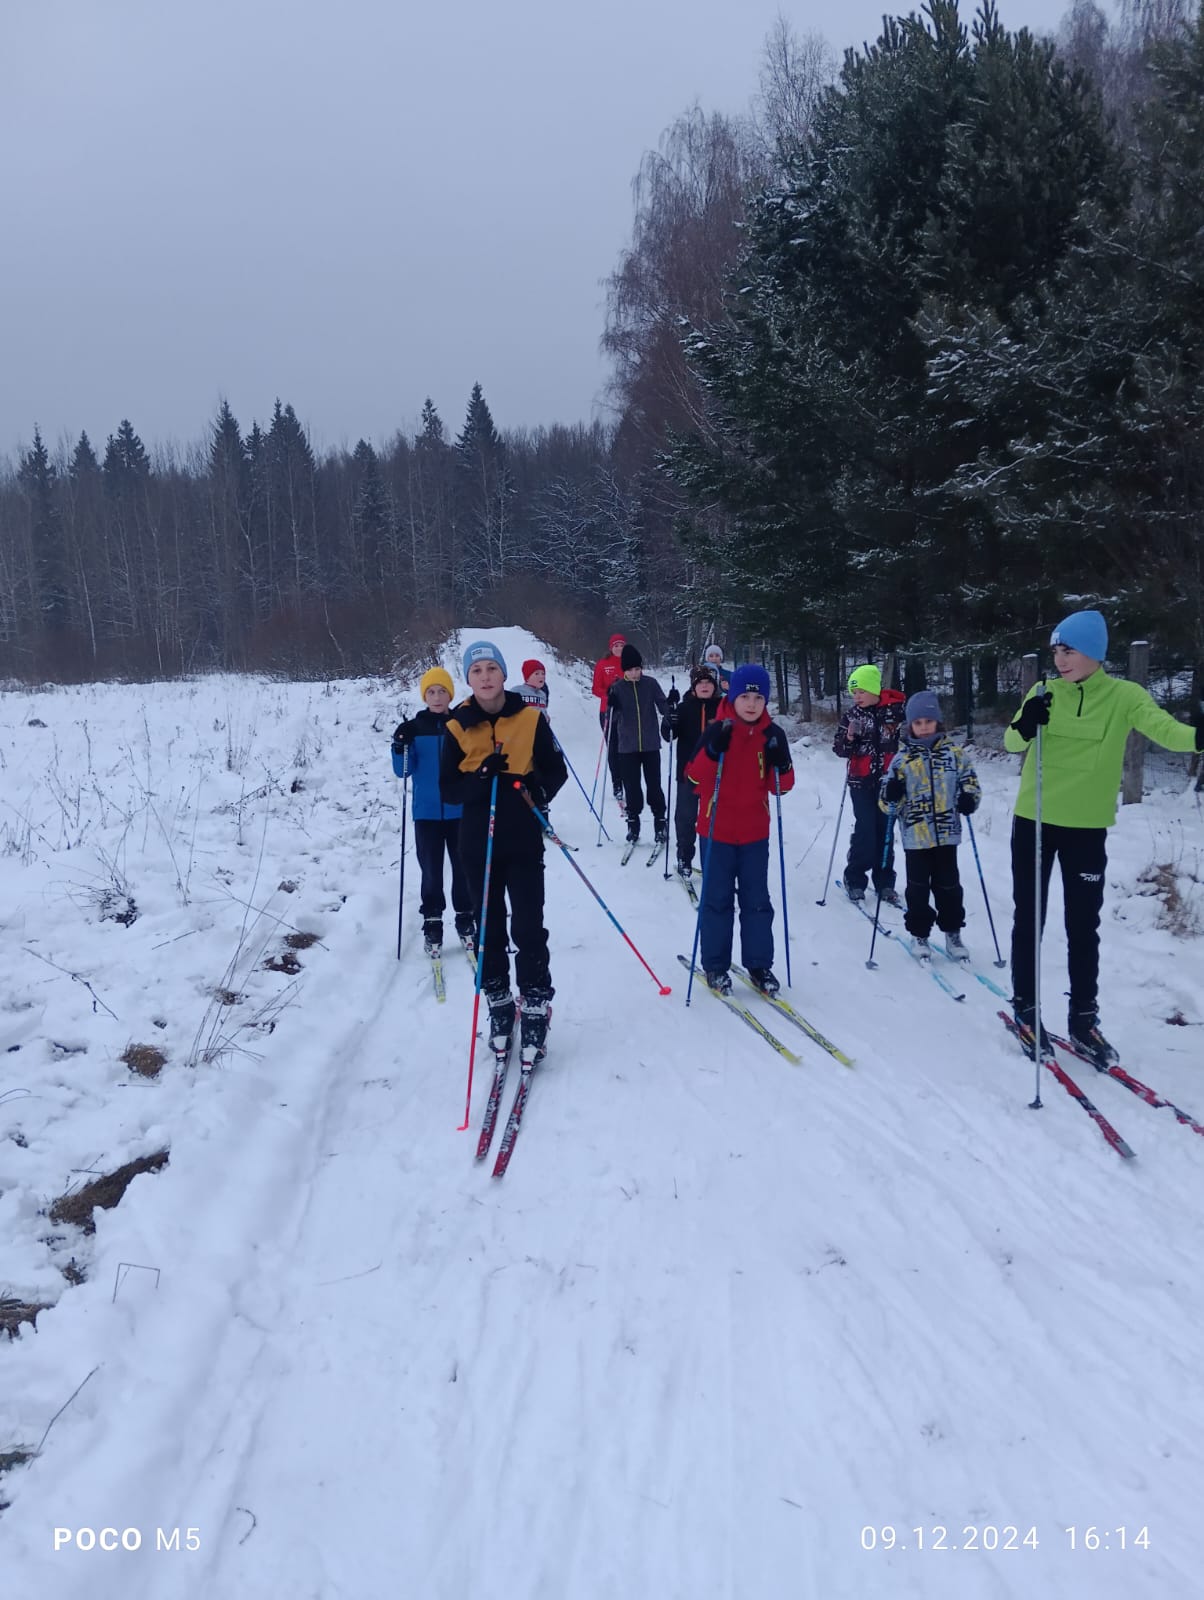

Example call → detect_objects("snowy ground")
2 627 1202 1600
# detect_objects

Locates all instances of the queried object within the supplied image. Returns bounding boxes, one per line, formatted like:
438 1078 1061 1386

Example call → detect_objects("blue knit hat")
728 663 771 701
905 690 941 725
462 639 508 679
1050 609 1107 662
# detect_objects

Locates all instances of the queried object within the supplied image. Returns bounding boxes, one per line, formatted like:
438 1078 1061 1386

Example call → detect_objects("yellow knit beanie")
419 667 454 700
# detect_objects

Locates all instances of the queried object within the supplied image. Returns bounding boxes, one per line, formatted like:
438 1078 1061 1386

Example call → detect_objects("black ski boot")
653 817 668 846
1012 997 1052 1059
845 882 866 904
1068 1010 1119 1070
518 987 553 1061
423 918 443 956
485 984 515 1051
455 914 476 956
704 969 732 996
879 887 903 909
748 968 780 998
626 818 640 844
676 857 692 880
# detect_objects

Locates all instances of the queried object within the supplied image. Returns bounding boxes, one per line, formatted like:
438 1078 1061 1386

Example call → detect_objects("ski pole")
965 813 1006 967
1030 680 1047 1107
686 749 726 1006
596 709 613 847
588 715 608 812
553 732 611 841
816 774 849 905
515 785 671 993
774 766 792 987
459 771 500 1131
662 711 674 880
865 805 896 970
395 745 409 960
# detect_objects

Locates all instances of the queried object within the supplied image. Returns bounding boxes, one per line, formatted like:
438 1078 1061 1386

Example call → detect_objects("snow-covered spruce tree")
669 0 1121 655
928 2 1204 662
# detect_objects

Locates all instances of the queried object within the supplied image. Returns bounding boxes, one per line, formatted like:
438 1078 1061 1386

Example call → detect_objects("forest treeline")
2 0 1201 697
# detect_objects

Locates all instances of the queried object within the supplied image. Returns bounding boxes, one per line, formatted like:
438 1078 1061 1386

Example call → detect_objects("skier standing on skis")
663 664 720 880
701 643 730 694
879 690 980 958
606 643 670 846
391 667 477 957
441 640 567 1057
832 664 906 905
591 632 627 804
515 657 550 714
685 663 795 996
1005 609 1203 1065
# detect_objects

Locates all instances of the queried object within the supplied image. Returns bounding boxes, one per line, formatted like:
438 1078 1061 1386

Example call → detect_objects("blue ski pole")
774 766 792 987
686 749 726 1006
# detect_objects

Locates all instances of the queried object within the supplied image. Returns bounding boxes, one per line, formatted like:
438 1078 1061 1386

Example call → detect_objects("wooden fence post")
1020 653 1039 698
1122 640 1150 806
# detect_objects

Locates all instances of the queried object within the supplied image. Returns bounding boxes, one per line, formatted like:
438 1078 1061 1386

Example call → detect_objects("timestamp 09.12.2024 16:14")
859 1525 1151 1554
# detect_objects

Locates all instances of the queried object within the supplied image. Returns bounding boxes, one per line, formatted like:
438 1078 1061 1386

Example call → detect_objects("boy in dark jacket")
832 664 906 904
879 690 980 960
440 640 567 1054
685 663 795 996
391 667 476 956
662 665 719 877
607 643 670 845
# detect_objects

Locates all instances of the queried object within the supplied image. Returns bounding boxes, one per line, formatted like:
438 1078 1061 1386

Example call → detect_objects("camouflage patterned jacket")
878 734 980 850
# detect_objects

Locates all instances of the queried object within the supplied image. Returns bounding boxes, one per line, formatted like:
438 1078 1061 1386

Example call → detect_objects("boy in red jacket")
591 632 627 802
685 663 795 996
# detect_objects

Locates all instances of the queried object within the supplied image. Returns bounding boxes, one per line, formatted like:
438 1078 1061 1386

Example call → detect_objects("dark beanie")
905 690 941 725
620 643 642 671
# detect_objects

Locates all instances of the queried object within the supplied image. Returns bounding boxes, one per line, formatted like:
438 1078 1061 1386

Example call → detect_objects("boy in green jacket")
1005 609 1203 1065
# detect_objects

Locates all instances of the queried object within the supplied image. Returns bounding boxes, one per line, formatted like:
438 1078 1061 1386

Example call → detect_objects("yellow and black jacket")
439 691 567 842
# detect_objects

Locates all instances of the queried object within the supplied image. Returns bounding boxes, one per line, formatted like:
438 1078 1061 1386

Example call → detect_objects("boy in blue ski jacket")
391 667 476 956
879 690 980 959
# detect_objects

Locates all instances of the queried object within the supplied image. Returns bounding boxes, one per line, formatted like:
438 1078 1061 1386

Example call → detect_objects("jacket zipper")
633 682 643 749
1076 683 1084 717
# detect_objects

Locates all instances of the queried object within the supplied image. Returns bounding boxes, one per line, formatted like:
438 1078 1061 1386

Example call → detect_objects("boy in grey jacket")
606 643 670 844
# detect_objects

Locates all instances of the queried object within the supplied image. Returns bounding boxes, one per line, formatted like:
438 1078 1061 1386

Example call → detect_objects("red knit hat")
608 633 626 652
521 658 545 680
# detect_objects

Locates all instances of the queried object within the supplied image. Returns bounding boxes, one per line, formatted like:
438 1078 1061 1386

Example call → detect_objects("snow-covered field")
2 626 1202 1600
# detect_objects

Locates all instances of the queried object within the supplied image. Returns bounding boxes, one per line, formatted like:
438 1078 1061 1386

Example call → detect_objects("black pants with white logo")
903 844 964 939
1010 817 1108 1016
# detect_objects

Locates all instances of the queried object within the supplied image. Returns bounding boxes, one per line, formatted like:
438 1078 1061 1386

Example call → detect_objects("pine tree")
455 382 514 600
18 427 69 634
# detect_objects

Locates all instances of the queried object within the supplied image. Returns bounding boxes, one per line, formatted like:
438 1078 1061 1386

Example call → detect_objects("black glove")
661 710 679 739
762 727 791 770
477 750 509 781
1012 691 1052 741
667 686 681 709
391 719 417 756
956 790 979 815
1194 710 1204 752
883 773 906 804
702 718 733 759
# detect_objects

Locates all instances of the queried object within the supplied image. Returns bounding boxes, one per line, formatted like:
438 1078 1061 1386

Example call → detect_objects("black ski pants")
845 784 896 893
620 751 666 827
600 710 622 793
1010 816 1107 1015
458 828 551 997
413 819 473 925
674 781 700 866
903 844 965 939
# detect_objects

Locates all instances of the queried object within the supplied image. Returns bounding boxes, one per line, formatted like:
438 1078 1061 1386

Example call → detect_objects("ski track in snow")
2 626 1202 1599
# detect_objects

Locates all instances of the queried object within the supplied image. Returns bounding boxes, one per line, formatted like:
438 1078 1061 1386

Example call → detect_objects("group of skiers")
392 610 1203 1073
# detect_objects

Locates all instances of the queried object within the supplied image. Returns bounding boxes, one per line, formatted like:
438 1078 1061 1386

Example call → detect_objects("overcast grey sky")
3 0 1064 460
